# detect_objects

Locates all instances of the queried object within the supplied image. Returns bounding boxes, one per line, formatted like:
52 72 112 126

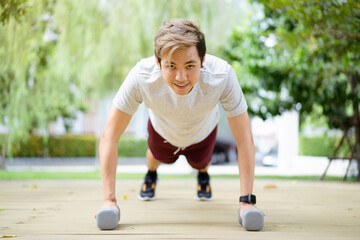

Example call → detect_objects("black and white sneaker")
196 171 212 201
139 170 157 201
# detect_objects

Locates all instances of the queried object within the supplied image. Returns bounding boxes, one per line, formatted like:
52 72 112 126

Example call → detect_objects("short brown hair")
154 19 206 65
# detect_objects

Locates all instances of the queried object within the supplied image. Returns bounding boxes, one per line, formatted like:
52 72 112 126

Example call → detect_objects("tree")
0 0 27 24
223 0 360 180
1 0 85 169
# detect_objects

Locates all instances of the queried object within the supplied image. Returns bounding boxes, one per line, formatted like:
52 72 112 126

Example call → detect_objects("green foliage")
223 0 360 160
299 135 351 157
10 134 44 157
47 135 96 157
118 136 148 157
0 0 84 155
0 134 96 157
0 134 147 157
0 0 27 24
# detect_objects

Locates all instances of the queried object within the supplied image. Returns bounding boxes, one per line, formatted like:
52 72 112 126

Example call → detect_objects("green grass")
0 170 357 181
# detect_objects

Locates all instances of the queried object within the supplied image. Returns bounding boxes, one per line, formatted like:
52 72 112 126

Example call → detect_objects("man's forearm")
237 142 255 196
227 112 256 196
99 137 119 202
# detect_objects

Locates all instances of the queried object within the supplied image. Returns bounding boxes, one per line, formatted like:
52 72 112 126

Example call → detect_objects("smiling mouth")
174 83 189 87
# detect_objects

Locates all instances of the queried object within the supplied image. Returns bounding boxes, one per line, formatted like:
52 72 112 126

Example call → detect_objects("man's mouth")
174 82 189 87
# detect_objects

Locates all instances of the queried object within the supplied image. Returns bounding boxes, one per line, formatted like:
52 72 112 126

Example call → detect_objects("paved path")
0 179 359 239
5 156 357 177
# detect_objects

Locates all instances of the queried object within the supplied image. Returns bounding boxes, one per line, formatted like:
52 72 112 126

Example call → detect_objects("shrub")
118 136 147 157
48 135 96 157
0 134 147 157
5 135 45 157
299 135 352 157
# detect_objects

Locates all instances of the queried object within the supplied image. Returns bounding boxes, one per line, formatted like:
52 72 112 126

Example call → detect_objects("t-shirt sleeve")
112 63 143 115
219 66 248 118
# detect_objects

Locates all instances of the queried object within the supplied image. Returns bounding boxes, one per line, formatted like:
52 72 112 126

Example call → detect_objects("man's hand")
239 202 263 218
95 200 119 219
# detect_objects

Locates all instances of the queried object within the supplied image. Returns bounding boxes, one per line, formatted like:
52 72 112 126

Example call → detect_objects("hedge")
117 136 148 157
0 134 351 158
299 135 352 157
0 134 147 157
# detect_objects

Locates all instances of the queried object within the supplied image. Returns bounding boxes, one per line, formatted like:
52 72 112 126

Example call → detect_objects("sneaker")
196 171 212 201
139 170 157 201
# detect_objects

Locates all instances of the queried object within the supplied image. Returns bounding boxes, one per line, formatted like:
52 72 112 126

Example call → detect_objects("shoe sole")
138 195 156 201
195 196 213 201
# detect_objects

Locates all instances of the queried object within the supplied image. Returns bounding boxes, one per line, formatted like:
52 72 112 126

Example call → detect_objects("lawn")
0 170 356 181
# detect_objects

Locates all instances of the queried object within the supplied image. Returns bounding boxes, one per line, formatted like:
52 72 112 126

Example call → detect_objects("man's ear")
201 53 206 67
155 56 161 69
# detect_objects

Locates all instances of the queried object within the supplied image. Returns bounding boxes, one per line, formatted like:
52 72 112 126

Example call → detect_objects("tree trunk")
350 73 360 181
0 137 6 169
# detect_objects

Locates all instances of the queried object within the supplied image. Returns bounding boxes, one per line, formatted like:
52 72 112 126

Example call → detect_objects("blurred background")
0 0 359 181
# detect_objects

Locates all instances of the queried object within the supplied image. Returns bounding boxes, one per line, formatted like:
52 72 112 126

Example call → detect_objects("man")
96 19 264 231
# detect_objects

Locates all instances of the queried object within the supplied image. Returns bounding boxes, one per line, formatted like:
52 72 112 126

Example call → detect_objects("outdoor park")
0 0 360 239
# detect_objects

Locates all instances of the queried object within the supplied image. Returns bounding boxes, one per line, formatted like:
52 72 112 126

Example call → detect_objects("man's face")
157 46 204 95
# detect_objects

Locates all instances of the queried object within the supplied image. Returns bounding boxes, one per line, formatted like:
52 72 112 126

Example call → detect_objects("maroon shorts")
147 120 217 170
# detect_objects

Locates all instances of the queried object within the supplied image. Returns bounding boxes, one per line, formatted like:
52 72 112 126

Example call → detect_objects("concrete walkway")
0 179 359 239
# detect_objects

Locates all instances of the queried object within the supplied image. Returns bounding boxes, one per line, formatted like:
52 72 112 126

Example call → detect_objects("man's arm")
99 106 132 210
227 111 257 215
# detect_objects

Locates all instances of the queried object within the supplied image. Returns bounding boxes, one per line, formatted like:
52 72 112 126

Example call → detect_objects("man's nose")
175 69 187 81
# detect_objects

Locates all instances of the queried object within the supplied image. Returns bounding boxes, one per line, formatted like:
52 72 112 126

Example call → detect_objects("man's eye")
168 65 175 69
186 65 195 69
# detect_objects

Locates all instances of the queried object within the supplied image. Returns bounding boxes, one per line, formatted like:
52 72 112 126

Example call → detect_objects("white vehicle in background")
261 148 278 167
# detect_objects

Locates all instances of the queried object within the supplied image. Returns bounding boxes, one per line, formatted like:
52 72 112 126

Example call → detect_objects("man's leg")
146 148 162 171
199 161 211 173
141 120 181 200
183 126 217 201
139 149 162 201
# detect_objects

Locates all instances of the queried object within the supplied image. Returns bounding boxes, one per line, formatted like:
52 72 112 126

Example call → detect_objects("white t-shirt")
113 54 248 148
